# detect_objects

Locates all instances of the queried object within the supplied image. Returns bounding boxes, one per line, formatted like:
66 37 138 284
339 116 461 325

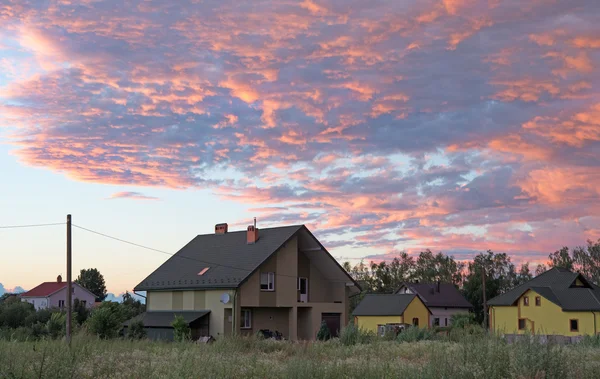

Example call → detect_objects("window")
412 318 419 327
433 318 440 326
535 296 541 306
523 296 529 306
241 309 252 329
58 300 65 308
377 325 385 336
260 272 275 291
518 318 526 330
444 318 448 327
570 319 579 332
198 267 210 276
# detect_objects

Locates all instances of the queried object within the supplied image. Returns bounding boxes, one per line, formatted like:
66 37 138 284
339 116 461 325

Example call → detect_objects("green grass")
1 333 600 378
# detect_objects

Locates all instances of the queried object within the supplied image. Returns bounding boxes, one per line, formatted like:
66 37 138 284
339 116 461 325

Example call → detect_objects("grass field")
1 333 600 379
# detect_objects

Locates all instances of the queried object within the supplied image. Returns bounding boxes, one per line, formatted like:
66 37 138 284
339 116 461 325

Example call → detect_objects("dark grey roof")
398 282 473 308
124 311 210 328
353 294 420 316
487 267 600 311
134 225 303 291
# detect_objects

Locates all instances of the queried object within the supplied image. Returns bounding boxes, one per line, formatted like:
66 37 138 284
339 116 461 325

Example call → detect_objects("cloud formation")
0 0 599 263
108 192 159 201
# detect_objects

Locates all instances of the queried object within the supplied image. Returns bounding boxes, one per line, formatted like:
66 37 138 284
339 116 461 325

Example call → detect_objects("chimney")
247 218 258 244
215 223 228 234
57 275 62 283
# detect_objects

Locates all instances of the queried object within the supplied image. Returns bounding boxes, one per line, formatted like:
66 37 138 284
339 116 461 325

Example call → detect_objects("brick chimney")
57 275 62 283
247 218 258 244
215 223 228 234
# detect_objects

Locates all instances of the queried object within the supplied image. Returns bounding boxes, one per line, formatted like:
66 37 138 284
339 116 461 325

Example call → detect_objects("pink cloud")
108 192 159 201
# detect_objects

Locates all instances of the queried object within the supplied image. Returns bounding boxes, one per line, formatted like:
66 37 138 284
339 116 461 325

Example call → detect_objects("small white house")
20 275 96 310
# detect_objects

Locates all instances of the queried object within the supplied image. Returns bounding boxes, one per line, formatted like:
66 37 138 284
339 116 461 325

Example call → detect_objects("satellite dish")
220 293 230 304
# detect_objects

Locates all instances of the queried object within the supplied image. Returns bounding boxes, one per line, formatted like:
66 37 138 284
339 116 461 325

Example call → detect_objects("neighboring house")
131 223 361 341
352 294 431 335
395 281 473 327
20 275 96 310
488 267 600 337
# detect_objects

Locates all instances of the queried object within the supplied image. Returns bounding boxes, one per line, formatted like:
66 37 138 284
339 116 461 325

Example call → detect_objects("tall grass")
0 331 599 378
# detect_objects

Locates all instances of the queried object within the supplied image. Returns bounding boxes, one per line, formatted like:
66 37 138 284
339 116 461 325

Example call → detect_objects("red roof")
20 282 67 297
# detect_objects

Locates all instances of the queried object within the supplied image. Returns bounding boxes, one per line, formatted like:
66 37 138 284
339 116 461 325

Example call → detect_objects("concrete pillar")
288 306 298 341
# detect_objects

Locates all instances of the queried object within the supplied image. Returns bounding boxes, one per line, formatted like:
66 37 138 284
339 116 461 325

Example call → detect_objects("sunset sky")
0 0 599 296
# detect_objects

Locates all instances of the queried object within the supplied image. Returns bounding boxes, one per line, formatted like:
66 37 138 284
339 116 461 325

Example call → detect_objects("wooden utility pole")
482 265 488 329
66 214 72 345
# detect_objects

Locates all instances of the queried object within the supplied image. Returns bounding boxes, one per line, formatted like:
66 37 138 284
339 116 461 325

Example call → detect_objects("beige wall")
297 307 311 340
276 237 298 307
146 289 236 338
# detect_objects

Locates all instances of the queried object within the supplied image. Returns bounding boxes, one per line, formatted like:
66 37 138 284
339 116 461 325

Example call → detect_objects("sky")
0 0 599 295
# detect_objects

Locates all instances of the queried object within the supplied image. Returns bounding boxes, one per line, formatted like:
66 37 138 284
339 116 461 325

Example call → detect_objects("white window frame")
260 272 275 291
241 309 252 329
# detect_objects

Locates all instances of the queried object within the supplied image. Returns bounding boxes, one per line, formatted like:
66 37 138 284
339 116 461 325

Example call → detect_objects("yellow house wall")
147 291 173 311
491 289 599 336
356 316 403 333
403 297 430 329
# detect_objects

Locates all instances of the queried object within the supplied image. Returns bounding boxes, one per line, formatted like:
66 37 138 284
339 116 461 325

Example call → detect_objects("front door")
299 277 308 303
321 313 341 337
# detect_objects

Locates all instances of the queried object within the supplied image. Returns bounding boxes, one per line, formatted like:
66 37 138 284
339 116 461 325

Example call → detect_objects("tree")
462 251 516 324
572 239 600 285
535 264 547 277
411 250 464 286
86 302 123 339
75 268 107 301
126 319 146 340
548 247 574 270
172 315 190 342
73 298 90 325
369 253 414 293
46 312 66 339
513 263 533 286
121 291 145 320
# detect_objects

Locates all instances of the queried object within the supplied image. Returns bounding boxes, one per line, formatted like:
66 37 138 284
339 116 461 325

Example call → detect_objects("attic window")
198 267 210 276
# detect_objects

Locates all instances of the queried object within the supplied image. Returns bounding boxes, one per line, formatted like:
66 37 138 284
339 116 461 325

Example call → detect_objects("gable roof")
134 225 358 292
352 294 429 316
20 282 95 299
397 282 473 308
487 267 600 311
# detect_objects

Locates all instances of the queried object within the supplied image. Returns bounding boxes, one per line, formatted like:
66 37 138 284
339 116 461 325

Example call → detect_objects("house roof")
352 294 426 316
134 225 359 292
124 311 210 328
487 267 600 311
20 282 67 297
20 281 97 299
397 282 473 308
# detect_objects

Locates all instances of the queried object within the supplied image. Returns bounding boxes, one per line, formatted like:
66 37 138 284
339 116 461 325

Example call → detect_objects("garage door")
321 313 341 337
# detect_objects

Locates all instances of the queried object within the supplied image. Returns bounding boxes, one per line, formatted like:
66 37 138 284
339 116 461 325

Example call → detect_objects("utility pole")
66 214 72 346
482 264 488 330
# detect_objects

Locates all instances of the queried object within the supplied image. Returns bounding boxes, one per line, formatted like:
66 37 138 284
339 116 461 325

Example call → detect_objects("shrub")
172 315 190 342
46 312 66 339
450 313 477 329
316 320 331 341
0 301 35 329
126 320 146 340
396 326 435 343
86 303 123 339
339 323 375 345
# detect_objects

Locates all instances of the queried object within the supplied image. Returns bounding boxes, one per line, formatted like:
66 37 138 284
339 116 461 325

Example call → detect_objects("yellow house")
352 294 431 335
488 267 600 336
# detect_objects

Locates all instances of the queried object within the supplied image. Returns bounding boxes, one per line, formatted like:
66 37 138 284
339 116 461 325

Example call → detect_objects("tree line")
343 239 600 324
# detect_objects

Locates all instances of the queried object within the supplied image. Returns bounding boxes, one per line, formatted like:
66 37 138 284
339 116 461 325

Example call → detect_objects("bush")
0 302 35 329
126 320 146 340
46 312 66 339
316 320 331 341
396 326 435 343
339 322 375 345
450 313 477 329
86 303 123 339
172 315 190 342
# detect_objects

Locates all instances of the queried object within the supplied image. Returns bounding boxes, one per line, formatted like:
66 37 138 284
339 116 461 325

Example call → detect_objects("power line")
0 222 64 229
72 223 355 284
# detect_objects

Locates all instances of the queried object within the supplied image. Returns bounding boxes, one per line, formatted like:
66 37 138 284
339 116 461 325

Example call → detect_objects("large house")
488 267 600 336
131 223 360 341
20 275 96 310
352 294 431 335
395 281 472 327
